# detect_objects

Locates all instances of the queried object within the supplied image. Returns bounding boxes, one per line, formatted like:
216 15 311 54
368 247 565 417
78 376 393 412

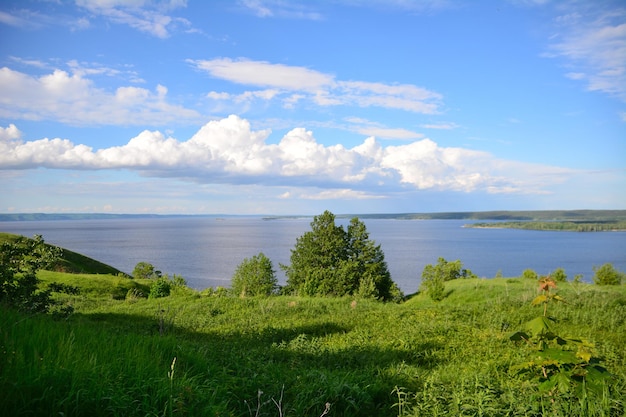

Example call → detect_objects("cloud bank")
0 116 573 196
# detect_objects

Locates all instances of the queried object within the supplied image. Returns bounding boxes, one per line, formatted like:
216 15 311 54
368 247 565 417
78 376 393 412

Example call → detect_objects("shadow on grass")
66 308 445 413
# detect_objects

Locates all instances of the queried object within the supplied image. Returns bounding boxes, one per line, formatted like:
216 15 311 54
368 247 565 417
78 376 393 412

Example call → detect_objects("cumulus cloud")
0 116 575 195
547 5 626 101
0 67 201 126
190 58 442 114
0 124 22 141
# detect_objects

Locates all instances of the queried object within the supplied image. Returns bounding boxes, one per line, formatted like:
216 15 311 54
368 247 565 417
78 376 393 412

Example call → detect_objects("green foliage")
593 263 625 285
521 268 538 280
281 211 400 301
469 220 626 232
510 277 611 409
419 257 476 301
231 252 277 297
132 261 161 279
149 278 171 298
1 276 625 417
0 232 124 275
0 234 61 313
552 267 567 282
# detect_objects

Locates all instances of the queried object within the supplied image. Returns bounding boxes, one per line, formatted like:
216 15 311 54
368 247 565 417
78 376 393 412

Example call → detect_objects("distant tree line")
469 221 626 232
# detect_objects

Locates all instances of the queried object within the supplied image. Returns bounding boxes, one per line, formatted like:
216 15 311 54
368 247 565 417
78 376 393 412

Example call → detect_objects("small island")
466 220 626 232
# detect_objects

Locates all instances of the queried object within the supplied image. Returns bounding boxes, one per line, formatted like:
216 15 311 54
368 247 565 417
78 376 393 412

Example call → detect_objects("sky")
0 0 624 215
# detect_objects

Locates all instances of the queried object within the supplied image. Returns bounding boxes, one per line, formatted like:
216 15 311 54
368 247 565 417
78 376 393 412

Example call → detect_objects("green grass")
1 273 625 416
0 232 125 275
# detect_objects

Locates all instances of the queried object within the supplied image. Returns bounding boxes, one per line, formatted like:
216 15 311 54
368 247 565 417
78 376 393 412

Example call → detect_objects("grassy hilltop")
1 232 625 416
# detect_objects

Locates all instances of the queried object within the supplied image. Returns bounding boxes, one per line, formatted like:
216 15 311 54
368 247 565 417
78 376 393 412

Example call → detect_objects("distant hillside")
0 232 125 275
340 210 626 221
2 210 625 222
0 213 179 222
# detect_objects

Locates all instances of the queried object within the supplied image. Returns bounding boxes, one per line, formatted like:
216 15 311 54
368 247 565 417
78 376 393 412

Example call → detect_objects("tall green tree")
0 235 60 313
231 252 277 297
281 211 399 300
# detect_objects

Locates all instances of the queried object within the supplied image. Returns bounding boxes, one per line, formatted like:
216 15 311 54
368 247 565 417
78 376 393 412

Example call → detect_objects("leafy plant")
149 278 172 298
551 267 567 282
232 252 277 297
132 261 161 279
0 235 61 313
419 257 476 301
522 268 538 280
593 263 625 285
281 211 400 300
510 277 611 405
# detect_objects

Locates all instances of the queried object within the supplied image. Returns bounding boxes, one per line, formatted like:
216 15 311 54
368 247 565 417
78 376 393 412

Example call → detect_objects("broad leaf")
525 316 552 335
531 295 548 306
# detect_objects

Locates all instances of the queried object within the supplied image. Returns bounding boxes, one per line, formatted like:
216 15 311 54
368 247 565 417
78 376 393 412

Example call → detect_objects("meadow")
2 269 625 416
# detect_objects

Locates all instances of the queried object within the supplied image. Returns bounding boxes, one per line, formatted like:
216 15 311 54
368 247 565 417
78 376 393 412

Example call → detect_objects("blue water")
2 217 625 294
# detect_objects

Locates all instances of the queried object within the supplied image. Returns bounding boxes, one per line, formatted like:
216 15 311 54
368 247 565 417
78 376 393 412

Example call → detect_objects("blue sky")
0 0 624 215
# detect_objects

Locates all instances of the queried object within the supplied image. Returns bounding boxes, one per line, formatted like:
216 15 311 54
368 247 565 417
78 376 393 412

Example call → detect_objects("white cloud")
0 67 201 126
344 117 423 140
298 189 386 200
190 58 442 114
190 58 334 91
547 5 626 101
0 116 577 196
420 122 459 130
0 124 22 141
75 0 192 38
239 0 323 20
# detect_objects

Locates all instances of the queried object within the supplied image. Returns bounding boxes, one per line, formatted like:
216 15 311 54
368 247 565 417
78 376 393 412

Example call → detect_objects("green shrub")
593 263 625 285
149 278 171 298
132 262 161 279
521 269 538 280
0 234 60 313
231 253 277 297
551 267 567 282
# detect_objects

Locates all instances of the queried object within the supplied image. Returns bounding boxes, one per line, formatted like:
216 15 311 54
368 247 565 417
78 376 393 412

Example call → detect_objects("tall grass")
1 273 624 416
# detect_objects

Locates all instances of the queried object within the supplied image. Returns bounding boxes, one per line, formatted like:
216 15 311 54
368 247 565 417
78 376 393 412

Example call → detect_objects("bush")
132 262 161 279
232 253 277 297
521 269 538 280
0 235 60 313
551 267 567 282
593 263 625 285
149 278 171 298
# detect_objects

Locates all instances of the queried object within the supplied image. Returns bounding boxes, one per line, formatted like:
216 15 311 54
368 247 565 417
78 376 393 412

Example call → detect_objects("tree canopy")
231 252 277 297
281 211 401 301
0 235 60 313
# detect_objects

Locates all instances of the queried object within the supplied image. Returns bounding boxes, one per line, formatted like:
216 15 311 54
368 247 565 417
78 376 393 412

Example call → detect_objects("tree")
521 269 538 280
0 235 60 313
132 261 161 279
231 252 277 297
420 264 446 301
593 263 625 285
551 267 567 282
344 217 396 300
419 257 476 301
281 211 399 300
281 211 347 297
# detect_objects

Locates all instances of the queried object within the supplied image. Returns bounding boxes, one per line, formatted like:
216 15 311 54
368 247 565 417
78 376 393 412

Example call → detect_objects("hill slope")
0 232 125 275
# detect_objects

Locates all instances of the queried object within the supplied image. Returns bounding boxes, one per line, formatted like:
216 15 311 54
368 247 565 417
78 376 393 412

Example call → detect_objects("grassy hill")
1 268 624 416
0 232 125 275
